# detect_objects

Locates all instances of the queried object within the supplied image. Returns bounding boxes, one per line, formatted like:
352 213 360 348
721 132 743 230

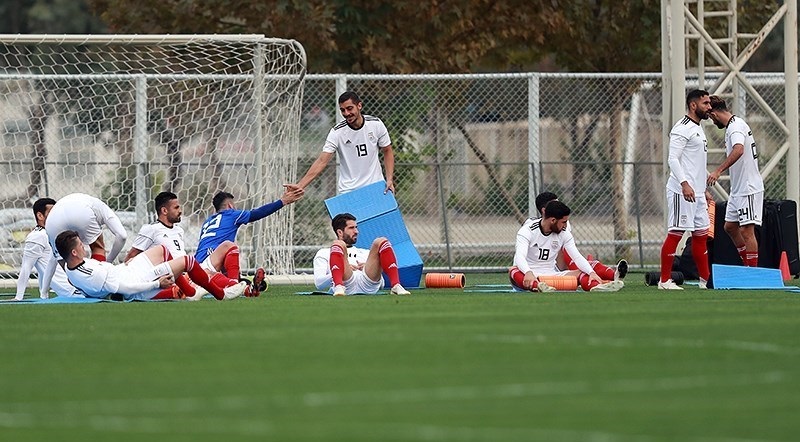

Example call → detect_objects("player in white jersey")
706 95 765 267
508 201 623 292
291 91 397 194
313 213 410 296
125 191 186 260
658 90 713 290
54 230 247 301
9 198 82 301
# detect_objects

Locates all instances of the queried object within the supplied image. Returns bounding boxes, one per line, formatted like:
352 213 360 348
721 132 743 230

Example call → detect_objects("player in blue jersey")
195 187 303 295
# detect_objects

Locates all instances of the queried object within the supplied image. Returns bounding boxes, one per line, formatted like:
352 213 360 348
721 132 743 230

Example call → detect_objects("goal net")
0 34 306 282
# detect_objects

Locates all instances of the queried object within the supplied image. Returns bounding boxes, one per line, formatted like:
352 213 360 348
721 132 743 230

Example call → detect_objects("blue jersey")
194 199 284 262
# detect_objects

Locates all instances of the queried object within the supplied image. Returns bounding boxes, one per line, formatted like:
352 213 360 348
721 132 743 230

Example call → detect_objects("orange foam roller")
707 198 716 239
425 272 466 288
538 275 578 291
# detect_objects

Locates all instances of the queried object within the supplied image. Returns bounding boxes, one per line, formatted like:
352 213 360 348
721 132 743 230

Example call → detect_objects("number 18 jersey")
513 217 576 275
323 115 391 194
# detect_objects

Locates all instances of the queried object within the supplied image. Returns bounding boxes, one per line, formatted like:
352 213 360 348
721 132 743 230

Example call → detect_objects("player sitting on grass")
509 200 624 293
55 230 247 301
534 192 628 280
313 212 410 296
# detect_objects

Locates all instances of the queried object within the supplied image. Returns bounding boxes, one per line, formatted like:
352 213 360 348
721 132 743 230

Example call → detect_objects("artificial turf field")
1 272 799 442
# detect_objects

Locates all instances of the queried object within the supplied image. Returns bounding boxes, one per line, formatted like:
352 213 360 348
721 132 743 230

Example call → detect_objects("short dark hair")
154 191 177 214
709 95 728 111
535 192 558 213
686 89 709 108
338 91 361 105
32 197 56 218
212 192 234 211
55 230 80 260
331 212 356 234
543 200 571 220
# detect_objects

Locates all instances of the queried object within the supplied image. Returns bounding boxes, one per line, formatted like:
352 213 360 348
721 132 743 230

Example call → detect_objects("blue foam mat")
0 295 184 304
711 264 790 290
296 291 387 296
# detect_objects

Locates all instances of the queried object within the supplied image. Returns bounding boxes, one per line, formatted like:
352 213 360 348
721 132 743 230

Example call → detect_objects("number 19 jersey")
323 115 391 194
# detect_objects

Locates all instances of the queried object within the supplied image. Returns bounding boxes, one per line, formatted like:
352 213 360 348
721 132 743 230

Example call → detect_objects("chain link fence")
297 73 796 271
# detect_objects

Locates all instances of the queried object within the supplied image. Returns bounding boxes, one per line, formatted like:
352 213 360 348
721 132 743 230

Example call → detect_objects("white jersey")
513 218 594 276
725 116 764 196
667 116 708 193
15 226 82 299
313 246 370 290
323 115 391 194
131 221 186 257
45 193 127 261
65 254 169 300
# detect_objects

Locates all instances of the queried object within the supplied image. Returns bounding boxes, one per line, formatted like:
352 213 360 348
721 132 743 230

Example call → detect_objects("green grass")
2 272 799 441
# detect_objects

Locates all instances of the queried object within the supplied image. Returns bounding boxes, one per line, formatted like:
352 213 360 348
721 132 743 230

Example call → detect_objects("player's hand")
681 182 695 202
706 171 720 187
522 271 537 290
384 179 395 194
587 271 603 285
281 185 305 205
158 274 174 289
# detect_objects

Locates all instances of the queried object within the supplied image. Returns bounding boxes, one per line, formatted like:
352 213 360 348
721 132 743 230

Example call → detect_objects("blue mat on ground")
296 291 387 296
0 295 182 304
711 264 793 290
324 181 423 288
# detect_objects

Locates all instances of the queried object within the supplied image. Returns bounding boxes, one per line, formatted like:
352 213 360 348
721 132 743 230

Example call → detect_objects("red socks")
378 240 400 286
745 252 759 267
329 244 345 286
660 231 683 283
509 267 536 291
211 272 238 288
691 231 710 281
223 246 241 280
91 253 105 262
184 256 224 300
578 273 600 291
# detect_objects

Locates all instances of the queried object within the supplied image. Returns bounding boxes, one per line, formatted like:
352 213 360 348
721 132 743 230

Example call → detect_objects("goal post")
0 34 306 282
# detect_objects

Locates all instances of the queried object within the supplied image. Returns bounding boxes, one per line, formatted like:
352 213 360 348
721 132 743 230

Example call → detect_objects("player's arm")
563 237 602 283
13 248 40 301
312 250 333 290
124 248 144 262
104 214 128 262
124 226 153 262
295 151 334 189
512 229 538 289
39 254 59 298
707 133 746 186
115 276 164 296
380 144 396 194
667 133 695 202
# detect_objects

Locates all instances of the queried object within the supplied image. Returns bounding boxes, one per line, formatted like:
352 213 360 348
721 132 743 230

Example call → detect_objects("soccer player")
658 89 712 290
706 95 764 267
10 198 82 301
195 188 303 289
290 91 397 194
508 200 624 292
313 212 411 296
40 193 129 297
55 230 247 301
125 192 187 261
534 191 628 280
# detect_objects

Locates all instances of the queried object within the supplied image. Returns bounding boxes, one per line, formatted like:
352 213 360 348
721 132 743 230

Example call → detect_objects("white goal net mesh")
0 35 305 279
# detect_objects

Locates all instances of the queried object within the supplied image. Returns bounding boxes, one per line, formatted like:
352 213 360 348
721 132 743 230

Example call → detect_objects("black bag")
758 200 800 276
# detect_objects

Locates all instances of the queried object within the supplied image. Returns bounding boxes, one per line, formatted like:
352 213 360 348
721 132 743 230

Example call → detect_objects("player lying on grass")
194 188 304 296
313 212 410 296
10 198 83 301
55 230 247 301
509 200 624 293
534 192 628 280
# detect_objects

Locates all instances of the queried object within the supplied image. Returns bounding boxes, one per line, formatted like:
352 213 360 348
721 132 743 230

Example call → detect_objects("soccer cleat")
250 267 267 297
536 281 556 293
332 284 346 297
390 284 411 295
698 278 708 289
222 281 248 300
590 280 624 292
186 285 208 301
614 259 628 280
657 279 684 290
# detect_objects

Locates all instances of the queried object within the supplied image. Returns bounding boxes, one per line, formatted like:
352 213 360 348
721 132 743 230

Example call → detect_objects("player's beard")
549 219 562 234
342 232 357 246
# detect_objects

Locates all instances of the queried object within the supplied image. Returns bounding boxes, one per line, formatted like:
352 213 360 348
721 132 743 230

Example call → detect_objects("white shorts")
726 192 763 226
200 256 217 273
343 270 383 294
123 253 173 300
45 204 104 258
666 189 710 232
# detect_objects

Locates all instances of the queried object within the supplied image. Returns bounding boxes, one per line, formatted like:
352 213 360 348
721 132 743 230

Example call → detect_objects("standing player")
706 95 764 267
9 198 82 301
658 89 712 290
195 188 303 292
55 230 247 301
534 191 627 280
290 91 397 194
40 193 129 297
313 213 410 296
509 201 624 292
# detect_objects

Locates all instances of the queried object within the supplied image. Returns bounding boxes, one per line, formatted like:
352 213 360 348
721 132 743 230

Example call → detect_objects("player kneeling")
55 230 247 301
509 201 624 293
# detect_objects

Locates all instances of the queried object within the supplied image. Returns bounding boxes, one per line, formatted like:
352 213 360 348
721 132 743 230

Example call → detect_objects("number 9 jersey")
323 115 391 194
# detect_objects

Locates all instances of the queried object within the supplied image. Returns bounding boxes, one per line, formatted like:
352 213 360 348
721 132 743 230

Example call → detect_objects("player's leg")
168 255 245 300
737 192 763 267
329 240 351 296
724 196 748 264
740 224 758 266
508 266 553 292
364 237 409 295
690 195 711 286
659 190 689 289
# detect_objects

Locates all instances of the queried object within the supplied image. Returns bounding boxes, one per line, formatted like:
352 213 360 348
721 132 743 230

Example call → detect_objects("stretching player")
10 198 82 301
40 193 129 297
313 213 410 296
706 95 764 267
534 192 627 280
195 188 303 295
509 201 624 292
658 89 712 290
55 230 247 301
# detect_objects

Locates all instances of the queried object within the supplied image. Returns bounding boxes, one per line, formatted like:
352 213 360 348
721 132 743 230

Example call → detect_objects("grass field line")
473 333 800 356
